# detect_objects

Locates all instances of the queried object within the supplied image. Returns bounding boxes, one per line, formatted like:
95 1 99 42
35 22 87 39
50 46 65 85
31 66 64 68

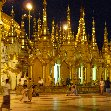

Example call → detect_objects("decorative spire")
42 0 48 37
11 6 14 17
104 22 108 44
102 22 109 54
8 6 17 44
55 24 59 42
76 7 87 43
32 17 37 41
51 19 55 43
59 22 63 44
21 15 25 32
20 15 27 49
67 5 72 43
37 17 42 40
91 17 98 50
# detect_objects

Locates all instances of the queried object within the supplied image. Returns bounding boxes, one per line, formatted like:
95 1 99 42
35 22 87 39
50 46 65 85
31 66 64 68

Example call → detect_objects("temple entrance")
54 63 60 85
92 65 97 81
78 65 83 84
32 58 43 83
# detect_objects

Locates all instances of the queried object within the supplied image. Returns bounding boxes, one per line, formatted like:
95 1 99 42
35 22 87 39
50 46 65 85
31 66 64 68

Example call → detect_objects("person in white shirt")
99 78 105 95
1 79 11 111
38 77 44 86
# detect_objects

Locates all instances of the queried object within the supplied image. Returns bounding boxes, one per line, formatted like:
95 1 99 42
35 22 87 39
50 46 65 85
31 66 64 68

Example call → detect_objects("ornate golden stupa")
27 0 111 86
0 0 111 88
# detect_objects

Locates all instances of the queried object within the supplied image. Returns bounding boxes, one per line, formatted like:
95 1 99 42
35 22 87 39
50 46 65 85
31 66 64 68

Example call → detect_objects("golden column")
0 1 3 86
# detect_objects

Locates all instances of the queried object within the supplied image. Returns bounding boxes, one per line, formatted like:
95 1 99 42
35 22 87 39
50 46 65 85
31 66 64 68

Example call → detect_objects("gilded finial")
43 0 47 5
91 17 97 49
11 5 14 18
104 21 108 41
51 19 55 43
80 6 85 18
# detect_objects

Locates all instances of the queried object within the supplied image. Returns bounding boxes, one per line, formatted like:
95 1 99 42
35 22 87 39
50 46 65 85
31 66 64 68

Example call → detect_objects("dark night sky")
2 0 111 49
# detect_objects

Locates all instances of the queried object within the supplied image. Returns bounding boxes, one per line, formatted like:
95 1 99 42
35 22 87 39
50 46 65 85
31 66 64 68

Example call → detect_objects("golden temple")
0 0 111 89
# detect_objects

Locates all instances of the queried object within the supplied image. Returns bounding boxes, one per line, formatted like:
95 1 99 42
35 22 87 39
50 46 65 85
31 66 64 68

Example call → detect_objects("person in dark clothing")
66 78 70 86
105 77 111 93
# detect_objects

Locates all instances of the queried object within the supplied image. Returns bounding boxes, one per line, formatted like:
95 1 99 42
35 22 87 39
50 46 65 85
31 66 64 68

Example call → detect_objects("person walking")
20 85 29 103
27 78 33 102
105 77 111 94
1 79 11 111
99 78 105 95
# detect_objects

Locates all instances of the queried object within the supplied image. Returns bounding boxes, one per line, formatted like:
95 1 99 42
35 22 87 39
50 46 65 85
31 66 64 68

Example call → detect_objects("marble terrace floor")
0 93 111 111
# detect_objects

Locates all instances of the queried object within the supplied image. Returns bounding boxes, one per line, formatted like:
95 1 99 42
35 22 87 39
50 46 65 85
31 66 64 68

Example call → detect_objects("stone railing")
77 86 100 94
33 85 100 94
15 85 100 95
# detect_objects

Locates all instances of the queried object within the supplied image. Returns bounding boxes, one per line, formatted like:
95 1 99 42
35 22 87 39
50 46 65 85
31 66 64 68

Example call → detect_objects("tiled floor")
0 93 111 111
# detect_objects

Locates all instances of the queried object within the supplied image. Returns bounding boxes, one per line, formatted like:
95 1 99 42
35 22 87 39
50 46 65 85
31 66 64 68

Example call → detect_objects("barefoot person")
99 78 105 95
27 78 33 102
1 79 11 111
20 85 29 103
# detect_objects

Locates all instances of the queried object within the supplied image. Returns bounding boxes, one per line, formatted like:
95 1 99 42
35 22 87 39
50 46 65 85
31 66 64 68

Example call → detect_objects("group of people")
1 77 111 110
99 77 111 95
66 78 78 96
0 78 33 111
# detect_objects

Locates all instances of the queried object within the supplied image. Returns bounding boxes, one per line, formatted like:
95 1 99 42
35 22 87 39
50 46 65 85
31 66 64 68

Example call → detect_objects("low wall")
15 85 100 95
77 86 100 94
33 86 100 94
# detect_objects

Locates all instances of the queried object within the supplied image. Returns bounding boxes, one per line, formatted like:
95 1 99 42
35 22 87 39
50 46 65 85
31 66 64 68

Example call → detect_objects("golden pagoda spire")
76 7 87 43
8 6 17 44
104 22 108 44
33 18 37 33
21 15 25 32
67 5 71 27
67 5 72 43
32 17 37 42
37 17 42 40
81 8 87 42
20 15 27 49
91 17 98 50
55 24 59 42
51 19 55 43
59 23 63 44
103 22 108 54
76 7 83 43
42 0 48 37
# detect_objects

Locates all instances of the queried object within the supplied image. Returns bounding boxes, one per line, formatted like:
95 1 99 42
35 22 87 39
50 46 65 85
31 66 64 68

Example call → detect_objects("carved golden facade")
0 0 111 87
0 1 22 89
25 0 111 86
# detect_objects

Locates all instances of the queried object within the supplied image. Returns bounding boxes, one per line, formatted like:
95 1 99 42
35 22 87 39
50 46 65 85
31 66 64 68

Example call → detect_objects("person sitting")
71 84 78 96
32 85 39 97
38 77 44 86
105 77 111 94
